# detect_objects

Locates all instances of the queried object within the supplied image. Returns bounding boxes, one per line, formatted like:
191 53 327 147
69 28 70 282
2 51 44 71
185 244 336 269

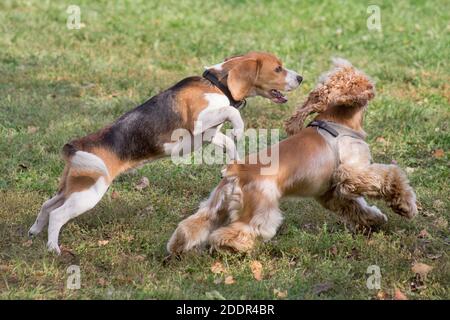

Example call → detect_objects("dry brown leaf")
405 167 416 174
273 288 288 299
418 229 430 239
250 260 263 281
394 288 408 300
210 261 226 274
98 240 109 246
97 278 108 286
135 177 150 190
432 199 444 209
433 217 448 229
411 262 433 278
224 275 235 285
376 136 387 144
27 126 39 134
329 245 338 256
111 191 120 199
0 265 11 272
22 239 33 247
376 290 389 300
432 149 445 158
134 255 145 262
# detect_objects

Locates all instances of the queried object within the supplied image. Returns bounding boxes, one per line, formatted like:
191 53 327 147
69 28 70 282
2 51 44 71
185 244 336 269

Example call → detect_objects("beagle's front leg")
193 105 244 140
211 131 240 161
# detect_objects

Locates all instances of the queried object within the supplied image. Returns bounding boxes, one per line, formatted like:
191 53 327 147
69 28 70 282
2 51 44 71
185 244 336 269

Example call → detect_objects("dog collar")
307 120 366 140
202 69 247 109
307 120 339 137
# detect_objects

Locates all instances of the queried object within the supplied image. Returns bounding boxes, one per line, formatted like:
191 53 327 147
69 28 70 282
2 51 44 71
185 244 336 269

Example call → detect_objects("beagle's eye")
275 66 283 73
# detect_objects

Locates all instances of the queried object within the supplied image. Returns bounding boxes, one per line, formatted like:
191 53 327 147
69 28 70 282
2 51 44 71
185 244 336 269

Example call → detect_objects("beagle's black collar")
202 69 246 109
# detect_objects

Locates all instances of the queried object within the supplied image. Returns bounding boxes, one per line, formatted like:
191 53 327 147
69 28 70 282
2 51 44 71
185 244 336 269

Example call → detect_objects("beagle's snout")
285 68 303 91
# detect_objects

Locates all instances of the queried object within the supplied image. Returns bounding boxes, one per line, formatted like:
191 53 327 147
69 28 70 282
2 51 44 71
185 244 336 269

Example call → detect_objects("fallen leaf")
210 261 226 274
205 290 226 300
135 177 150 190
329 245 338 256
411 262 433 278
224 275 235 285
432 199 444 209
405 167 416 174
0 265 11 272
418 229 430 239
394 288 408 300
98 240 109 246
111 191 120 199
432 149 445 158
22 239 33 247
27 126 39 134
433 217 448 229
97 278 108 286
250 260 263 281
376 290 389 300
273 288 288 299
376 136 387 144
134 255 145 262
312 282 334 295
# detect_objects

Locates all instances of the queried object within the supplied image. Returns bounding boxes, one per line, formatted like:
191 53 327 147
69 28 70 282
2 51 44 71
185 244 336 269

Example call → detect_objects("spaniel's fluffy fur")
168 58 418 254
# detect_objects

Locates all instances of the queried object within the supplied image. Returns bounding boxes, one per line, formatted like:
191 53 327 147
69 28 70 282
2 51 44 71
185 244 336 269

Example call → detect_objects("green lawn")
0 0 449 299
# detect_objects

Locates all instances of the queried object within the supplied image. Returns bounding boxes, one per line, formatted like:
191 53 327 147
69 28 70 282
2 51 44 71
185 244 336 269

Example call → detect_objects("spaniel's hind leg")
167 176 242 254
334 163 417 219
209 221 257 252
28 193 65 237
317 191 388 231
209 180 283 252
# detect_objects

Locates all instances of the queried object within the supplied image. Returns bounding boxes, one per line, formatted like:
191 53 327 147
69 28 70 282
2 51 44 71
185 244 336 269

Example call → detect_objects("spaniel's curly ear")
284 91 327 135
329 88 375 108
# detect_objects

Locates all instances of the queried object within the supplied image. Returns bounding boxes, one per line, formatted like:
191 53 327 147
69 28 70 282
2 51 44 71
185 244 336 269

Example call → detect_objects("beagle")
167 58 417 254
28 51 302 254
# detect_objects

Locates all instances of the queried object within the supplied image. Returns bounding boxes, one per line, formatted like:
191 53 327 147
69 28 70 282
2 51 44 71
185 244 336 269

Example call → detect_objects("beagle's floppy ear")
227 59 259 101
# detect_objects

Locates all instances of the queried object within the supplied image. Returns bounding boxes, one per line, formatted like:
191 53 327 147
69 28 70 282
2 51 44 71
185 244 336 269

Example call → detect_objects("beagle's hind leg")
29 193 65 237
47 176 109 254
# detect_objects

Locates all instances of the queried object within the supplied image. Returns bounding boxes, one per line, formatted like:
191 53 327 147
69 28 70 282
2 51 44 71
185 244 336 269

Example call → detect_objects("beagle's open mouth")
270 89 288 104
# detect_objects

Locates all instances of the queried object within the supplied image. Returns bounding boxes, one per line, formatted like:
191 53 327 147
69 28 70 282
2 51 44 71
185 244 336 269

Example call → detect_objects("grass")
0 0 449 299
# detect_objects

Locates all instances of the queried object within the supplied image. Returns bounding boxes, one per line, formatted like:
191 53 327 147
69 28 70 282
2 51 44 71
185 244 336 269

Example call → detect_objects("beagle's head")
206 51 302 104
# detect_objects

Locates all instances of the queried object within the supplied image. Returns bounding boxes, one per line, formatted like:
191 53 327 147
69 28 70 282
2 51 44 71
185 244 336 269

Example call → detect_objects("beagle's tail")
167 173 242 254
62 143 109 178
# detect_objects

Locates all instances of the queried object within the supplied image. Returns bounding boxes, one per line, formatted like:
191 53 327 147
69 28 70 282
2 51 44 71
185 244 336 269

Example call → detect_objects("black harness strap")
202 69 246 109
307 120 339 137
